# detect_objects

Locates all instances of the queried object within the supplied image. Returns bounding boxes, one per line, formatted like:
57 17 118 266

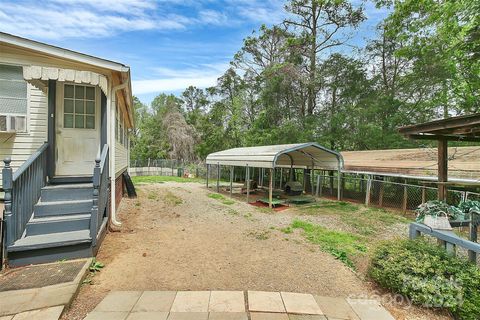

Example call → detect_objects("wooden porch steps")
6 182 98 267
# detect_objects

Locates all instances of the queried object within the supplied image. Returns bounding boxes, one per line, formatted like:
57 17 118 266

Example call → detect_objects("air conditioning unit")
0 115 26 133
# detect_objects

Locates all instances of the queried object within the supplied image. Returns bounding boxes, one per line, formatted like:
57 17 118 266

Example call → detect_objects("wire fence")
129 160 480 211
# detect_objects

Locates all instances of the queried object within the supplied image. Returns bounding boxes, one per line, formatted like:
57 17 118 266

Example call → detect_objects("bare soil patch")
62 182 451 320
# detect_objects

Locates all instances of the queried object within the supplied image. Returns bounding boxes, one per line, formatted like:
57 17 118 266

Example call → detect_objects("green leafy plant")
89 258 105 273
458 200 480 220
370 239 480 320
415 200 463 222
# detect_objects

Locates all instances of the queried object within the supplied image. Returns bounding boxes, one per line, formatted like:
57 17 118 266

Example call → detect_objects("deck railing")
3 142 49 247
91 144 109 246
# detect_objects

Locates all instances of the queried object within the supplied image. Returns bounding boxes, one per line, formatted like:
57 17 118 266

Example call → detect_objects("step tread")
30 213 91 223
8 230 91 251
42 183 93 190
36 199 93 206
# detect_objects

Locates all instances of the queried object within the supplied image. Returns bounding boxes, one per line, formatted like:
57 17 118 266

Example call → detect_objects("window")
0 64 27 132
63 84 95 129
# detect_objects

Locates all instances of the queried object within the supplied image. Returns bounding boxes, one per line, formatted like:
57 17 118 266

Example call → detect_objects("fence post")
230 166 233 197
379 178 384 207
365 176 372 206
171 161 174 177
337 170 341 201
422 185 426 204
2 158 14 247
216 163 220 192
402 179 408 212
148 158 150 167
316 174 322 197
469 214 478 262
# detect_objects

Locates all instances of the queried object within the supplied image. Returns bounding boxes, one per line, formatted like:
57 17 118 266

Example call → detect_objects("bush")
369 239 480 320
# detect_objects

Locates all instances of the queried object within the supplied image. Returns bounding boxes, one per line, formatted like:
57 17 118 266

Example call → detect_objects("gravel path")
62 182 451 320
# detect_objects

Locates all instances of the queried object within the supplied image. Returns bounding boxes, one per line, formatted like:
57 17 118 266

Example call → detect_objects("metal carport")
205 143 344 208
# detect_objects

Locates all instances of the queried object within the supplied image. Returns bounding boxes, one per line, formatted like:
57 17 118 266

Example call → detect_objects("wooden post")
422 185 426 204
403 179 408 212
3 158 14 246
216 163 220 192
379 178 384 207
269 168 273 208
365 176 372 206
469 214 478 262
311 169 315 196
438 138 448 201
230 166 233 198
246 165 250 203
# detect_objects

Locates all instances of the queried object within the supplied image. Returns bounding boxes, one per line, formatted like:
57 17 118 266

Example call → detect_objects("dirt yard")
62 181 451 320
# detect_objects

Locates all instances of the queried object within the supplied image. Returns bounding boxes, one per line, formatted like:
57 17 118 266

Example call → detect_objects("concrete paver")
346 299 395 320
280 292 322 315
84 311 129 320
94 291 142 312
0 290 37 316
208 312 248 320
126 311 169 320
314 296 359 320
288 315 327 320
250 313 289 320
167 312 209 320
248 291 286 313
209 291 245 312
170 291 211 312
12 306 64 320
132 291 176 312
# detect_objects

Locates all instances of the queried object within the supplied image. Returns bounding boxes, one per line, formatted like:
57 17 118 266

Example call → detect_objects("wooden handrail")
3 142 49 247
91 144 109 246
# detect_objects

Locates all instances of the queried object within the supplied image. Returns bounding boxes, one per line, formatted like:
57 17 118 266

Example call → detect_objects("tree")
284 0 365 115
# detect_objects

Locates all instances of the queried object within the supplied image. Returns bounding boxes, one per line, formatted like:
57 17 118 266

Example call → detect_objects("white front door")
55 83 100 176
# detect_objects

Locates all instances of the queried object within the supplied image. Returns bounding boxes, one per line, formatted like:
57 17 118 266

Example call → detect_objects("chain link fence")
130 159 480 211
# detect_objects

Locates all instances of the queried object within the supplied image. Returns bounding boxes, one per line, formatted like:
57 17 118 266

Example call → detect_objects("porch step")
26 213 91 236
41 183 93 202
34 199 93 217
8 229 91 252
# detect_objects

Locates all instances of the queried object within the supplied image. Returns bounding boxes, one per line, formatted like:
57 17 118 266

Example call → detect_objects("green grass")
208 193 235 205
132 175 204 184
291 219 367 269
163 191 183 206
299 200 411 236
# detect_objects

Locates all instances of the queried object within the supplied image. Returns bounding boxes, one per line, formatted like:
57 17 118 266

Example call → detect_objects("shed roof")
399 113 480 142
206 143 343 170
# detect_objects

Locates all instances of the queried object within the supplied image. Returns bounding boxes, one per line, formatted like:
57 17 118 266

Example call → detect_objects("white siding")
115 141 128 177
0 84 48 185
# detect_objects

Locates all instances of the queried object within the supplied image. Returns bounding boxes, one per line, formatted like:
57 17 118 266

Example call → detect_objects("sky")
0 0 388 105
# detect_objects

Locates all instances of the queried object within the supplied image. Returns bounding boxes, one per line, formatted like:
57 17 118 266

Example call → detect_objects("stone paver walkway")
0 259 91 320
84 291 395 320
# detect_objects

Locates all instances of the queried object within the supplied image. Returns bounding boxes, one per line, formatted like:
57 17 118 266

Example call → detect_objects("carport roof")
205 143 343 170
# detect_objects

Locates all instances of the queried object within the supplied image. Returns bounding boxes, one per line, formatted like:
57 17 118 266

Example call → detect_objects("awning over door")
23 66 108 95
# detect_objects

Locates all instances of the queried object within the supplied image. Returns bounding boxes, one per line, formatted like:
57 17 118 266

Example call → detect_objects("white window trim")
0 63 31 135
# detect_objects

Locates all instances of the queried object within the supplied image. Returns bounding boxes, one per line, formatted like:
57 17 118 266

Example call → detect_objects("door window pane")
75 100 84 114
86 116 95 129
64 114 74 128
64 99 74 113
64 85 74 98
86 87 95 100
75 115 84 128
86 101 95 114
75 86 85 99
64 84 96 129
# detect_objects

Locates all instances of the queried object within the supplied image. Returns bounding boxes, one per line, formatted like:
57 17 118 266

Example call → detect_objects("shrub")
369 239 480 319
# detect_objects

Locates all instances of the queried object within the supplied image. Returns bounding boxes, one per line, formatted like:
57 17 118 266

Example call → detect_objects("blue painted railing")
91 144 109 246
3 142 49 247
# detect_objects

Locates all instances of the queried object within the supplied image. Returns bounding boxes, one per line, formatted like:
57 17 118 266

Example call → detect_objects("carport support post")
337 169 341 200
246 165 250 203
230 166 234 198
279 168 283 190
269 168 273 208
316 174 322 197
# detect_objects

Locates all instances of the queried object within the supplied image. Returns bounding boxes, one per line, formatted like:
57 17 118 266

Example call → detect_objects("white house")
0 32 134 266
